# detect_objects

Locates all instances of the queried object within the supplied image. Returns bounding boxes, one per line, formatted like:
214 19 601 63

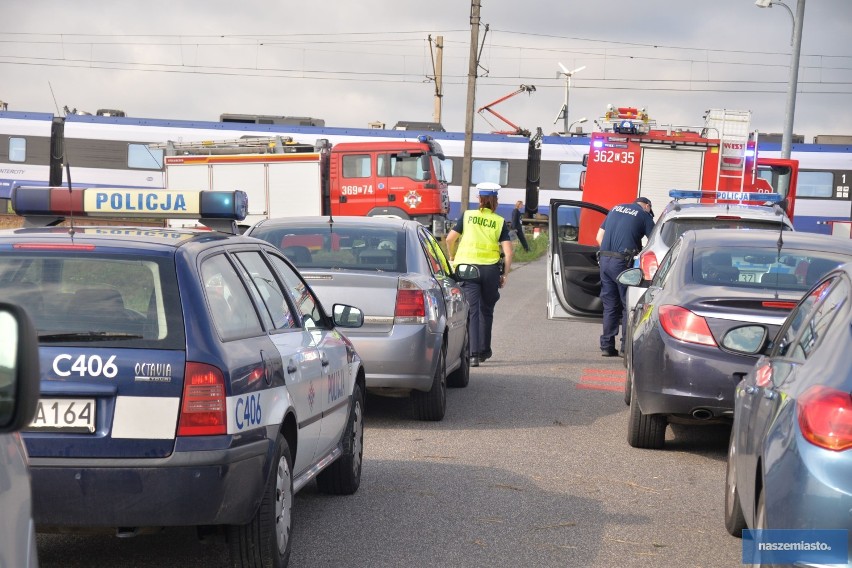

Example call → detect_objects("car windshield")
661 218 790 247
0 252 184 348
251 225 407 272
692 248 845 290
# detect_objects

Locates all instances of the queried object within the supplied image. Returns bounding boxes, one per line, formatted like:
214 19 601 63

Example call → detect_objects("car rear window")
250 226 407 272
0 252 184 348
661 218 790 247
692 248 846 290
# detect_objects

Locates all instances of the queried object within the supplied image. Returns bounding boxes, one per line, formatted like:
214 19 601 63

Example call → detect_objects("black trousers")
459 263 501 357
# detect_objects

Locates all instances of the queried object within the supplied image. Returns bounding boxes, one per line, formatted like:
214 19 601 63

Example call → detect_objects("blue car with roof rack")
2 186 366 567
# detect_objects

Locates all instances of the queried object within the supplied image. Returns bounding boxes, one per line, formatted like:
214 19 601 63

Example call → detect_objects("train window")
796 171 834 198
343 154 371 178
557 163 584 190
440 158 454 184
9 137 26 162
127 144 164 170
471 159 508 186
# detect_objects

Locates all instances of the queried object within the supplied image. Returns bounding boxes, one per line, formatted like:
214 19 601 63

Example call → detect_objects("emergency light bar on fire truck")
10 187 248 232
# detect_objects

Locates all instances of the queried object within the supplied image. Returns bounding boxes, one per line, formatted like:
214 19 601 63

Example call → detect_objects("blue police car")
2 186 366 567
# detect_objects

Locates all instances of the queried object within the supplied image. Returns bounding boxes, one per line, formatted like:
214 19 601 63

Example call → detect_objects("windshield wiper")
38 332 143 342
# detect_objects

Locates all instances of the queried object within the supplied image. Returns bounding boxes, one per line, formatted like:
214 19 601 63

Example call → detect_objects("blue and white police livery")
3 187 366 567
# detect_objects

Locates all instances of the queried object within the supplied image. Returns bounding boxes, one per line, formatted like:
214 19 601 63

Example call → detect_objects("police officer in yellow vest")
445 182 513 367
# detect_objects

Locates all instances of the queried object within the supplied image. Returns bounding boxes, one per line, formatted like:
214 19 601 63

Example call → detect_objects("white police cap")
476 182 501 197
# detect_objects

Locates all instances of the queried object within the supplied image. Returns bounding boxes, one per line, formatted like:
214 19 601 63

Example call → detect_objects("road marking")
577 368 626 392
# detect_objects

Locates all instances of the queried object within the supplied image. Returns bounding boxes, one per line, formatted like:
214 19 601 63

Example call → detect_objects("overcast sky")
3 0 851 141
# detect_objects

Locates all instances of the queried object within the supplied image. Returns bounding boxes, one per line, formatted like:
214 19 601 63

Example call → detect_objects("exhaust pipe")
691 408 713 420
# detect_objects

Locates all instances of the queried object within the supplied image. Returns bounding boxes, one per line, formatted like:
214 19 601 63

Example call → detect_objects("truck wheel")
228 433 293 568
316 383 364 495
447 330 470 388
627 383 666 449
412 346 447 421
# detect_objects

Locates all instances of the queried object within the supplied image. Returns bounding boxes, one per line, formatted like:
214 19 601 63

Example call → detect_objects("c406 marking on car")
234 393 263 431
52 354 118 379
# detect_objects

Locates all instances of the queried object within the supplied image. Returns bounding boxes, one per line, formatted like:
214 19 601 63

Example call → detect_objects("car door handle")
321 354 330 367
286 362 298 374
745 386 758 395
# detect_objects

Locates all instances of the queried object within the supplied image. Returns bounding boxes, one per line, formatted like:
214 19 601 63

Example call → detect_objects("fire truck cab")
546 107 800 320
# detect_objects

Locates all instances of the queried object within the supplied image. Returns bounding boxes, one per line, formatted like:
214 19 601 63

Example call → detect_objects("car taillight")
177 362 227 436
658 305 717 346
798 385 852 451
640 251 658 280
395 279 426 324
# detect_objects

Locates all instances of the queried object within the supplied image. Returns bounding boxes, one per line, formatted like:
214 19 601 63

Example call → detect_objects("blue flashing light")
200 190 248 220
668 189 782 203
417 134 429 143
744 149 755 158
592 140 604 148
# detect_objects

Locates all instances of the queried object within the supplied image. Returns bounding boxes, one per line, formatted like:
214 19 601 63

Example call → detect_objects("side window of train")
471 159 509 186
127 144 164 170
441 158 455 184
9 137 26 162
557 163 584 190
796 170 835 198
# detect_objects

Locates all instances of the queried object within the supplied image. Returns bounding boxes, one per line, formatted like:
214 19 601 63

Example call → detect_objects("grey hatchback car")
246 216 470 421
0 301 40 568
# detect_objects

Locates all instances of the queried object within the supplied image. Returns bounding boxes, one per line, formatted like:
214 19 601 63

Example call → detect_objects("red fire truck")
574 107 799 246
154 135 450 234
546 107 801 321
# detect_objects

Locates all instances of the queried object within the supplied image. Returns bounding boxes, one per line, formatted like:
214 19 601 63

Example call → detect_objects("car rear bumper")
633 335 755 419
346 324 441 391
29 438 271 528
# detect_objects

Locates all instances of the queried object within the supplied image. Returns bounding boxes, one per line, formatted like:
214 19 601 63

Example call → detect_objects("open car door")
547 199 609 320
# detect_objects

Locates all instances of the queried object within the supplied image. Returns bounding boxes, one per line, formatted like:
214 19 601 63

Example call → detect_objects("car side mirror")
721 325 768 355
454 264 481 280
617 267 646 287
0 302 40 432
332 304 364 328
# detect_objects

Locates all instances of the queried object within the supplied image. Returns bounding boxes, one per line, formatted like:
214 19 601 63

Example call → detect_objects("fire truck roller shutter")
638 146 704 211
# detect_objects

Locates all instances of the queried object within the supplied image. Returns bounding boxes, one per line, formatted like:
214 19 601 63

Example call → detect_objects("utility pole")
430 35 444 125
460 1 481 214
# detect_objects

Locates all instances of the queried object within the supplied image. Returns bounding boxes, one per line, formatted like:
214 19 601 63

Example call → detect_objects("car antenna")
773 205 785 298
49 82 75 236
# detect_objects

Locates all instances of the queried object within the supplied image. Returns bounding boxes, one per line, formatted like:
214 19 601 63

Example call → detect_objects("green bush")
512 229 548 263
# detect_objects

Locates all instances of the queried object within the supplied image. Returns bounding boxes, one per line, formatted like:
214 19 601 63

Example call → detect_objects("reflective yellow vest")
454 208 504 265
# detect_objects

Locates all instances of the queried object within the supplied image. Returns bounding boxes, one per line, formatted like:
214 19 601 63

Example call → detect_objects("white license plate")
28 398 96 433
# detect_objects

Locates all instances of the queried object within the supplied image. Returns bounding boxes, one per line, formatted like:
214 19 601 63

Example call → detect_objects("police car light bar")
12 187 248 223
668 189 782 203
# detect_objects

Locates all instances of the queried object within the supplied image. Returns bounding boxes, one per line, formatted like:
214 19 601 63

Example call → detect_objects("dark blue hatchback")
2 187 366 567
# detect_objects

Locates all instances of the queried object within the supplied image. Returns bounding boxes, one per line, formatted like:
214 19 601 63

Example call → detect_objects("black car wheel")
412 346 447 421
228 433 293 568
724 429 747 537
316 383 364 495
447 329 470 388
627 382 666 449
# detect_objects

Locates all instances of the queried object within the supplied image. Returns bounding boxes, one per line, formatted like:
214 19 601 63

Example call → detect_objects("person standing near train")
511 200 530 252
446 182 513 367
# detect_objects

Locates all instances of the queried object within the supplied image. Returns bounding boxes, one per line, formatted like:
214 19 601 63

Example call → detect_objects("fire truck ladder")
150 136 319 156
703 109 751 191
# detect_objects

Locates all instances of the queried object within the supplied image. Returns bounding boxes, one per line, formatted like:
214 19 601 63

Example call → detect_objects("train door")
547 199 609 320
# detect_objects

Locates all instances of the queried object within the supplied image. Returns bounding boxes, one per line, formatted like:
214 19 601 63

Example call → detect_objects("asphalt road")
37 254 742 567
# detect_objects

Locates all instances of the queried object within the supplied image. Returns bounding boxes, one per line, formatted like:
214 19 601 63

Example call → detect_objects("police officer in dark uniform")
596 196 655 357
445 182 513 367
